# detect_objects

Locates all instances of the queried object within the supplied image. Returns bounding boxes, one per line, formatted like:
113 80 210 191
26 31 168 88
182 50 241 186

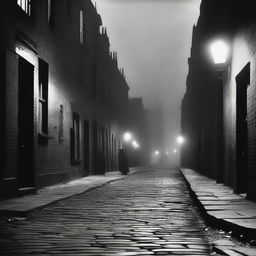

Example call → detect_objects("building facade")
0 0 129 198
181 0 256 201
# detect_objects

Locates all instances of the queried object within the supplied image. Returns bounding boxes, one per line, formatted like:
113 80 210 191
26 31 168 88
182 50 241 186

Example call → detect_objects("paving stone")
212 239 235 246
0 168 211 255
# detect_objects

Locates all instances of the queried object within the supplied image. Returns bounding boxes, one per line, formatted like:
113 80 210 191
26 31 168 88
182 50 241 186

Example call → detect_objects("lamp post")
210 39 229 183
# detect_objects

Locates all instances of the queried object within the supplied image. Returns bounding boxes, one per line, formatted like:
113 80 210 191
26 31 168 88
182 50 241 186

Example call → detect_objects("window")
80 10 84 44
48 0 55 27
48 0 51 22
65 0 71 15
71 112 80 164
17 0 32 16
58 105 64 144
38 59 49 135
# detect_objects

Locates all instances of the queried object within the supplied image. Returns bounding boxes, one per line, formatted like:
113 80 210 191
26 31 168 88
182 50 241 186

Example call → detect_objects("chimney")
115 52 118 65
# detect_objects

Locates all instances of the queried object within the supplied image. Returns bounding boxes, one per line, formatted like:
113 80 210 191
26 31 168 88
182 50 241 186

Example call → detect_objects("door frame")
18 56 34 188
235 62 250 194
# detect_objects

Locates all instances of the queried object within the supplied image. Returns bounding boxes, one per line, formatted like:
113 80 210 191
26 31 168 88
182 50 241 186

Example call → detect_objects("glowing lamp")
177 136 185 145
210 40 229 64
123 132 132 142
132 140 139 149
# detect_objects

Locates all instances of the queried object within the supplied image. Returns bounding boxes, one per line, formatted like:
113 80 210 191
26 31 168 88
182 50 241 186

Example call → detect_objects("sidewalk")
180 168 256 238
180 168 256 255
0 167 141 216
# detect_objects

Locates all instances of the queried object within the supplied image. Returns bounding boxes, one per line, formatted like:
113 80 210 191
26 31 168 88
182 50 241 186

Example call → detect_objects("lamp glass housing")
210 40 229 64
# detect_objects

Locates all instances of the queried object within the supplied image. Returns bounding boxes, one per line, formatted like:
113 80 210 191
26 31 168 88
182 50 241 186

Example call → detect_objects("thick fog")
95 0 201 159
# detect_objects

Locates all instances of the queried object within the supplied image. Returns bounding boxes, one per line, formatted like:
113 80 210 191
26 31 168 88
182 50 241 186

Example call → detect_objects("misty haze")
0 1 256 255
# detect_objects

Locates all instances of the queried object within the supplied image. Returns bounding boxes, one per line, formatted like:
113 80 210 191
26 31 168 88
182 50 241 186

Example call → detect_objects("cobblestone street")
0 168 212 255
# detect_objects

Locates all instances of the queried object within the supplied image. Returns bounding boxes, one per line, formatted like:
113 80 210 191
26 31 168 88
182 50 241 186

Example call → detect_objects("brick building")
181 0 256 201
0 0 129 198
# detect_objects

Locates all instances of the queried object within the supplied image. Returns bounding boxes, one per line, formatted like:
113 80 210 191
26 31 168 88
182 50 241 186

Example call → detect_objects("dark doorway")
18 57 34 188
83 120 90 175
106 131 109 171
236 63 250 194
217 74 224 183
92 121 98 174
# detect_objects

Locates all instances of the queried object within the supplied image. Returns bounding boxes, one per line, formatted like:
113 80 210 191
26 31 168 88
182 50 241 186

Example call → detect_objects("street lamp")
132 140 139 149
154 150 159 155
123 132 132 142
210 40 229 64
173 149 177 154
177 136 185 145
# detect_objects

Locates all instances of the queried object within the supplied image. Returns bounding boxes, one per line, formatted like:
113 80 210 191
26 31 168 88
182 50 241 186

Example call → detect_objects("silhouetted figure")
118 149 129 175
96 151 105 175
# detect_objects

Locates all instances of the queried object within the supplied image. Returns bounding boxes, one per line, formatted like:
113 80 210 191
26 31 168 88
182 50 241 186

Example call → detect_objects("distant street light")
177 136 185 145
210 40 229 64
166 151 169 155
132 140 139 149
123 132 132 142
173 149 177 154
154 150 160 155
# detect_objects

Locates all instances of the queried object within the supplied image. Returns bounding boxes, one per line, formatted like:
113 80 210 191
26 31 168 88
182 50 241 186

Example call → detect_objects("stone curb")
179 168 256 242
0 168 142 217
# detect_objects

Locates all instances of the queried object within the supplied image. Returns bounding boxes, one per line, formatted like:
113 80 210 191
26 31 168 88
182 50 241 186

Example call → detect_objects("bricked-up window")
80 10 84 44
38 59 49 135
17 0 32 16
71 112 80 164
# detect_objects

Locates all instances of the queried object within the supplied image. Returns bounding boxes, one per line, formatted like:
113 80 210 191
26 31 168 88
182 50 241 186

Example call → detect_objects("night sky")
95 0 201 152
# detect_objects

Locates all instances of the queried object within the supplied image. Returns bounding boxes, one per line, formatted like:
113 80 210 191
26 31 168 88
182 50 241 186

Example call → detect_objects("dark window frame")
79 10 84 44
48 0 55 29
38 58 50 144
65 0 71 15
17 0 32 16
71 112 81 165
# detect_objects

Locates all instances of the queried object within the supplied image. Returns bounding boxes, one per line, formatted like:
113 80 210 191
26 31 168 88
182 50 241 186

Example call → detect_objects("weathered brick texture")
0 0 130 197
181 0 256 202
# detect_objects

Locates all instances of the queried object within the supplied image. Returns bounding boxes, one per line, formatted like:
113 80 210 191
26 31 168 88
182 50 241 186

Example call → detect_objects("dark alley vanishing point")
0 168 211 255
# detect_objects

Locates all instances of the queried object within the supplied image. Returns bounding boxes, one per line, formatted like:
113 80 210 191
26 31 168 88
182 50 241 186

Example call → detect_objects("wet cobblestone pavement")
0 168 212 255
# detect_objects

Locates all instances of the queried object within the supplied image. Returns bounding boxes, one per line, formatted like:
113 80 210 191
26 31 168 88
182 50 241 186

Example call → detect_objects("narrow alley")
0 168 211 255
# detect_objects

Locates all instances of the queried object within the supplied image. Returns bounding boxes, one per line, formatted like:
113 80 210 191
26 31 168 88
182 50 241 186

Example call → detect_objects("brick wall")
0 0 130 196
0 49 5 182
224 26 256 200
